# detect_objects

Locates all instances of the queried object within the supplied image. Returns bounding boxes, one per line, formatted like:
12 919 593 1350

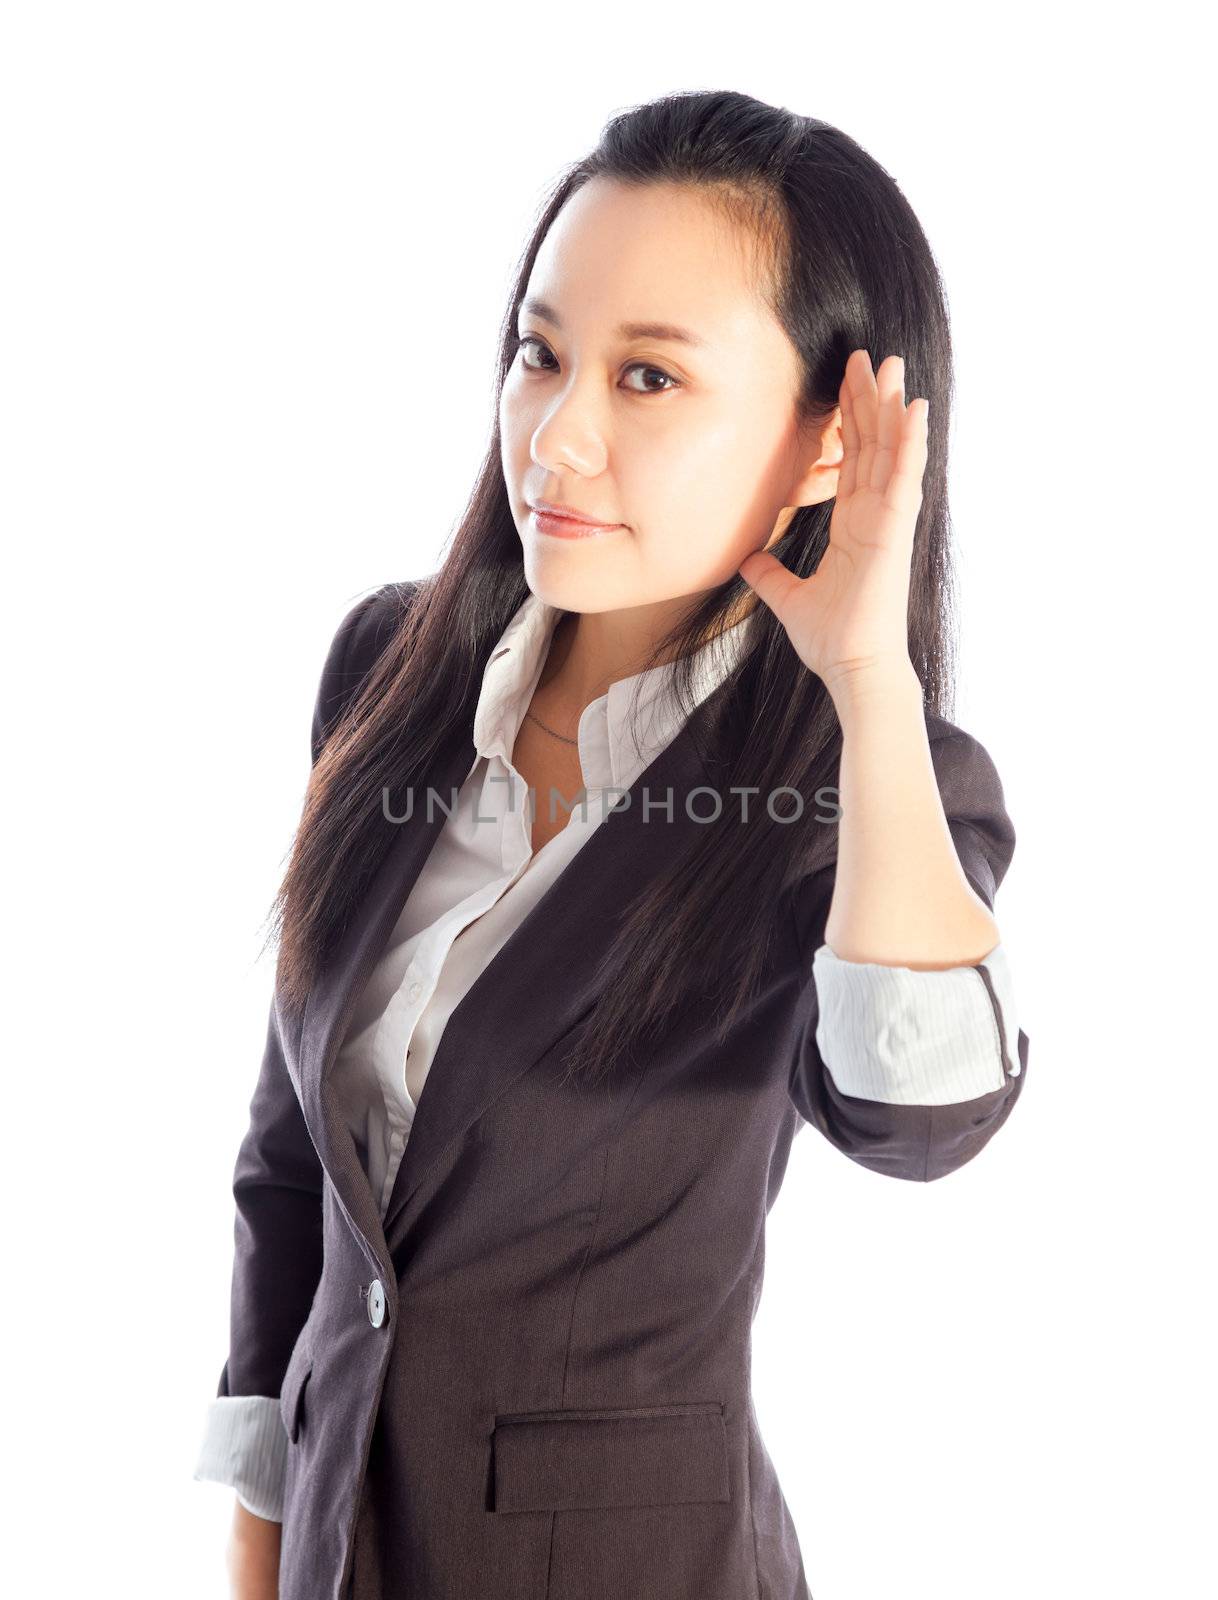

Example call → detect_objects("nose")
528 381 610 478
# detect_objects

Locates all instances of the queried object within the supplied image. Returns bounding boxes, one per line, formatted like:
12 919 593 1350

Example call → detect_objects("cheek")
499 369 532 431
499 391 536 483
626 412 786 581
661 398 764 472
628 411 763 520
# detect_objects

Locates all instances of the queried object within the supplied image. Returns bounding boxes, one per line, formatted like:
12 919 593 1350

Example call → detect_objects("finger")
837 382 859 504
737 547 804 627
873 355 906 494
883 397 930 527
847 349 879 495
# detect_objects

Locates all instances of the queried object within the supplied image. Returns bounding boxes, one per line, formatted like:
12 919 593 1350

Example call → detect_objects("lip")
529 500 622 529
529 503 624 539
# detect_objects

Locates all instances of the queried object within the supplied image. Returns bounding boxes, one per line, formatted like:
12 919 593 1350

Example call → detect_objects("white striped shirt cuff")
193 1395 288 1522
812 941 1020 1105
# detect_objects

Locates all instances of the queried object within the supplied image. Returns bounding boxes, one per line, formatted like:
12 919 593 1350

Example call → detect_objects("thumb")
737 548 801 626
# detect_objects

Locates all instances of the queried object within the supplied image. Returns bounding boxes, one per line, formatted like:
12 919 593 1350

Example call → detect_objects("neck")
534 589 758 723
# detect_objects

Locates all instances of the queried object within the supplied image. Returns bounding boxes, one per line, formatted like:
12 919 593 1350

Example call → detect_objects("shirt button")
366 1278 386 1328
407 981 422 1002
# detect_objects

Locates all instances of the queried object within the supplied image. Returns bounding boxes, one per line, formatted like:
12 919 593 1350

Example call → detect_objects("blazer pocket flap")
278 1338 314 1444
492 1402 729 1514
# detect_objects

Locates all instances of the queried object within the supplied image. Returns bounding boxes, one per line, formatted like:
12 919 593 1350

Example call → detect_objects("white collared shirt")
195 589 1020 1521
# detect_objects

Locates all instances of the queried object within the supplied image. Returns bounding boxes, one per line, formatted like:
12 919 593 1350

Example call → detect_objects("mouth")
528 506 624 540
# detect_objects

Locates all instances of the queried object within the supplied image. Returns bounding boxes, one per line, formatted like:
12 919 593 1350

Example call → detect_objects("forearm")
824 662 1001 968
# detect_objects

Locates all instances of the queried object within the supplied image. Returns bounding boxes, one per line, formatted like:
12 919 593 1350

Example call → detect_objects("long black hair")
269 88 960 1087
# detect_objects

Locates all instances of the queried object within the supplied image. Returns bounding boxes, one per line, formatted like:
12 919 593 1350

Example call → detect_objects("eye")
620 362 680 395
516 334 557 373
513 334 680 395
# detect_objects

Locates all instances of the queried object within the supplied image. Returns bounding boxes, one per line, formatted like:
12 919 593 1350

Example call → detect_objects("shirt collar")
468 589 752 791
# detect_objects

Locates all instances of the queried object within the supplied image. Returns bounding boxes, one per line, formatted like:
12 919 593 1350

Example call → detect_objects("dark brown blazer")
212 581 1030 1600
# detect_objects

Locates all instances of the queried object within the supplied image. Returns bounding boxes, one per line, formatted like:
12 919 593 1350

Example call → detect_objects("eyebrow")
519 297 709 349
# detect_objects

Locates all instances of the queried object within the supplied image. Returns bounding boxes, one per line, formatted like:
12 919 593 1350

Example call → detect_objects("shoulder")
340 578 425 679
310 577 427 761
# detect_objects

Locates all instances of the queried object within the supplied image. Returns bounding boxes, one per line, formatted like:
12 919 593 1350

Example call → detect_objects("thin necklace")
524 707 578 745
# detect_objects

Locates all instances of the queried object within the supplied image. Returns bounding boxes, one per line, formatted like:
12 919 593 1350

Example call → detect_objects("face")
499 177 840 618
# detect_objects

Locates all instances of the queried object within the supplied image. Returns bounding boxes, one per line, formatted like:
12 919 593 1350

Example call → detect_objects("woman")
194 89 1029 1600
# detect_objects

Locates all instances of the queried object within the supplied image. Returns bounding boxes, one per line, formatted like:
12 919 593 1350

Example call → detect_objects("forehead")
523 178 775 348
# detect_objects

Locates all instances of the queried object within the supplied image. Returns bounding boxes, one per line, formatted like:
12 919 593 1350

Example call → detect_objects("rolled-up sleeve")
811 938 1020 1104
193 1395 288 1522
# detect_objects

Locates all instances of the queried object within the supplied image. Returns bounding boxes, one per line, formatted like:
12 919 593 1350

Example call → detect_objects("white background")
4 4 1213 1596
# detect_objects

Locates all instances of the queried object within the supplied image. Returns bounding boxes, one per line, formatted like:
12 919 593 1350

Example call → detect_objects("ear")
788 405 844 509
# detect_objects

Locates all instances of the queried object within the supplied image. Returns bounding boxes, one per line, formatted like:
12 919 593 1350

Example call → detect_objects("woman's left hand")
738 349 929 699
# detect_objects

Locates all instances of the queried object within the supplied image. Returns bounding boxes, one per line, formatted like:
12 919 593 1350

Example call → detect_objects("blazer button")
366 1278 386 1328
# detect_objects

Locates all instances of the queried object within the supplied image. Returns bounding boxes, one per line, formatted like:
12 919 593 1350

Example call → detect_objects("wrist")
823 656 922 719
